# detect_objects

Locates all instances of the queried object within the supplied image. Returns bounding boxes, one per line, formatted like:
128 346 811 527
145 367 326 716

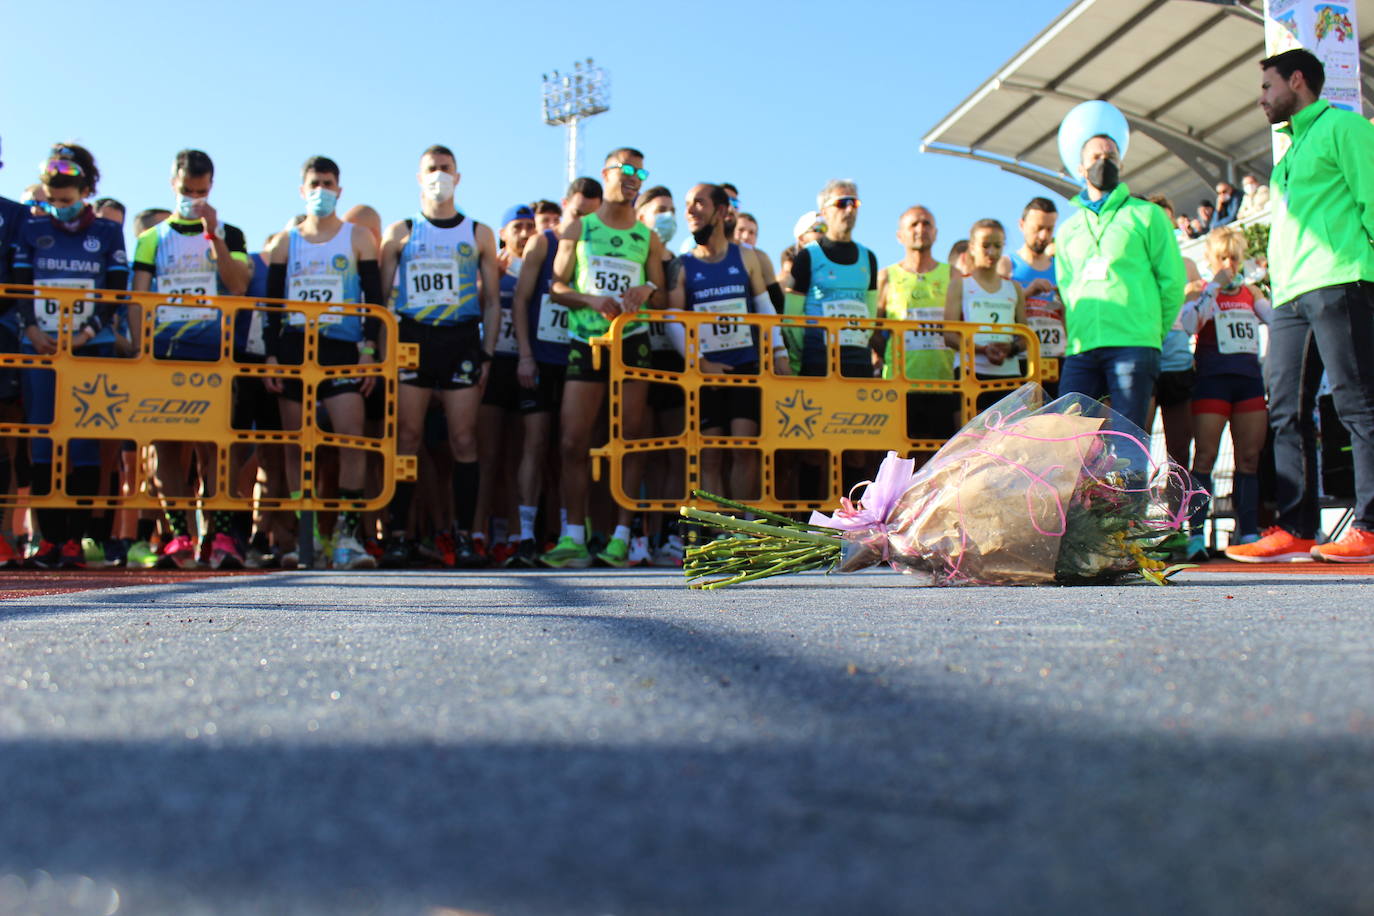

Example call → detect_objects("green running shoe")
126 540 159 569
82 538 106 566
541 535 592 569
596 536 631 568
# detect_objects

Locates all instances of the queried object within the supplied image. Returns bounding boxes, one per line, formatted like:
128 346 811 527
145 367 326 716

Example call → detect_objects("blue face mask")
305 188 338 218
653 211 676 245
44 200 85 222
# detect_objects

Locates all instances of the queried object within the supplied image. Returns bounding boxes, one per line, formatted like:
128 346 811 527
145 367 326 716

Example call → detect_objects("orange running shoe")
1223 526 1316 563
1311 527 1374 563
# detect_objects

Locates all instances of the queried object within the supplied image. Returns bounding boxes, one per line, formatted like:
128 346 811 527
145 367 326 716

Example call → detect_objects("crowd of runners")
2 47 1372 574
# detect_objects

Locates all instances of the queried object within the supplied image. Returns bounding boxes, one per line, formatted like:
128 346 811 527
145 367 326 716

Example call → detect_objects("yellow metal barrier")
590 309 1059 512
0 285 418 511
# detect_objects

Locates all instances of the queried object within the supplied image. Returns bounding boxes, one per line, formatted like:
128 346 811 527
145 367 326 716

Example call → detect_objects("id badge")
1084 257 1109 281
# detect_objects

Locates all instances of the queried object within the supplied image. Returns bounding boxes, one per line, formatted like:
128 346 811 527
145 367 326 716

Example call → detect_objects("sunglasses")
609 163 649 181
43 158 84 178
728 197 740 209
826 197 860 210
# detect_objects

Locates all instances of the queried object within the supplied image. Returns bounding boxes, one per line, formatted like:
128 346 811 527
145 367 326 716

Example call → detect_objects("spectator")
1194 201 1215 234
1235 173 1270 219
1210 181 1242 227
1227 48 1374 563
1055 130 1186 432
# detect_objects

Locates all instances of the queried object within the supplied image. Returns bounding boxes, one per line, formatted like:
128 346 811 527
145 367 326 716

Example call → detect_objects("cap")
793 210 825 240
502 204 535 227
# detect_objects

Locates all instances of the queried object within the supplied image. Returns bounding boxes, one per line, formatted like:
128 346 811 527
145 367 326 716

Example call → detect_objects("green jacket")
1269 99 1374 306
1055 183 1186 355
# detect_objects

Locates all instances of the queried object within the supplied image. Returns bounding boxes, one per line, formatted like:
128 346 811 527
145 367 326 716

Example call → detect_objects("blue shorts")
1191 372 1266 417
154 333 218 362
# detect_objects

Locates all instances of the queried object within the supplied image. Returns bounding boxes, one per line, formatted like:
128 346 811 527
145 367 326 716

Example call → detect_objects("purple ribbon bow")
809 450 916 534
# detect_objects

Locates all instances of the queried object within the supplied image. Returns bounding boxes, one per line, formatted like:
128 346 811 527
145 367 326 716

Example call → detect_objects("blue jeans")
1266 282 1374 537
1058 346 1160 432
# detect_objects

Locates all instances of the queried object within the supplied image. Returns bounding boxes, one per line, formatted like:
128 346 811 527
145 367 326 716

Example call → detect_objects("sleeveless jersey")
14 213 127 346
393 214 481 326
1007 251 1064 358
961 275 1020 378
235 252 269 358
801 240 874 368
528 228 567 365
285 225 363 342
144 220 226 348
1196 284 1261 378
493 264 521 358
570 213 651 341
679 243 755 368
881 261 952 381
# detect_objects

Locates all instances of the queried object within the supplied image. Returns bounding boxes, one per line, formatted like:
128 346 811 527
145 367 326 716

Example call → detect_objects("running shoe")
209 533 245 570
1234 533 1260 545
102 539 128 568
82 538 105 566
380 538 415 569
455 532 487 569
244 546 268 569
1185 534 1209 563
279 549 300 570
333 535 378 570
628 535 652 567
505 538 540 568
157 534 199 570
27 540 62 570
650 534 686 568
59 539 86 569
1311 527 1374 563
364 539 384 561
435 531 458 568
541 535 592 569
597 536 631 568
126 540 159 569
0 536 19 569
1223 526 1316 563
488 541 515 567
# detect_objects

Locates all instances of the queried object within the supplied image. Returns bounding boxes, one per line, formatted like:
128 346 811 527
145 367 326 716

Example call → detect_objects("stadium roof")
921 0 1374 209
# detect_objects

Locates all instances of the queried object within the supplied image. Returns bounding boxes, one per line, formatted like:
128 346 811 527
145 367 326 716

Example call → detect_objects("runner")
0 136 30 568
1000 197 1062 397
378 144 500 568
263 155 383 571
506 178 602 567
131 149 253 570
781 180 879 497
944 219 1027 411
1179 227 1273 560
475 204 539 565
671 182 785 502
9 143 126 569
540 147 665 569
532 199 562 233
876 205 957 441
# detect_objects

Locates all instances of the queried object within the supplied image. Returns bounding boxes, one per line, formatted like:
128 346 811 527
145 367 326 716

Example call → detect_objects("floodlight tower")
542 59 610 186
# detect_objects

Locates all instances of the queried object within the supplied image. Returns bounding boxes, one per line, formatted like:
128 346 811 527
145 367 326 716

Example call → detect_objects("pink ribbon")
809 450 916 534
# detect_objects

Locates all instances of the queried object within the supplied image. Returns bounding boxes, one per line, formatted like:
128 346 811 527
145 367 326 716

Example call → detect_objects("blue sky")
1 0 1070 265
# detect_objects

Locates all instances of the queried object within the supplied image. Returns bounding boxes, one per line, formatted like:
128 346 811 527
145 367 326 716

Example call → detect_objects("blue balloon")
1057 100 1130 182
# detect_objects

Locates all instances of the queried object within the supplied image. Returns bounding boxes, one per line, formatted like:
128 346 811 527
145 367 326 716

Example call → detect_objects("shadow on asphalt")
2 596 1372 915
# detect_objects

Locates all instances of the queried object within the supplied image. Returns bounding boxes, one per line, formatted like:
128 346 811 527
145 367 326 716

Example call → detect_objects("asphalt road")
1 567 1372 916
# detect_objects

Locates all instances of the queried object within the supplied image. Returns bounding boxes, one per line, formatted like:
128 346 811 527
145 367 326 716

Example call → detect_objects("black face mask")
1086 159 1120 193
691 222 715 246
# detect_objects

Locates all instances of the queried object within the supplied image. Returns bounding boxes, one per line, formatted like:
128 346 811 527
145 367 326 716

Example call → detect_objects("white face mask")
176 194 203 219
423 171 456 203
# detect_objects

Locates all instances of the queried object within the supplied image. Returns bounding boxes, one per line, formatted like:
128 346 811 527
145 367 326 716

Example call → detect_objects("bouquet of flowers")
682 385 1206 589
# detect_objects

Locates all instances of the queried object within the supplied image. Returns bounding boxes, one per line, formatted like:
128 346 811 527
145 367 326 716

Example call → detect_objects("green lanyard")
1275 106 1328 197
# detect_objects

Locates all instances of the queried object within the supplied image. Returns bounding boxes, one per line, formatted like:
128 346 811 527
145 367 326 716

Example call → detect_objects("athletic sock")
1233 472 1259 538
612 524 631 544
1189 471 1213 536
67 466 100 542
452 461 479 532
32 464 65 544
559 508 568 532
164 508 191 539
388 480 415 539
338 488 364 540
518 505 538 542
566 523 586 546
